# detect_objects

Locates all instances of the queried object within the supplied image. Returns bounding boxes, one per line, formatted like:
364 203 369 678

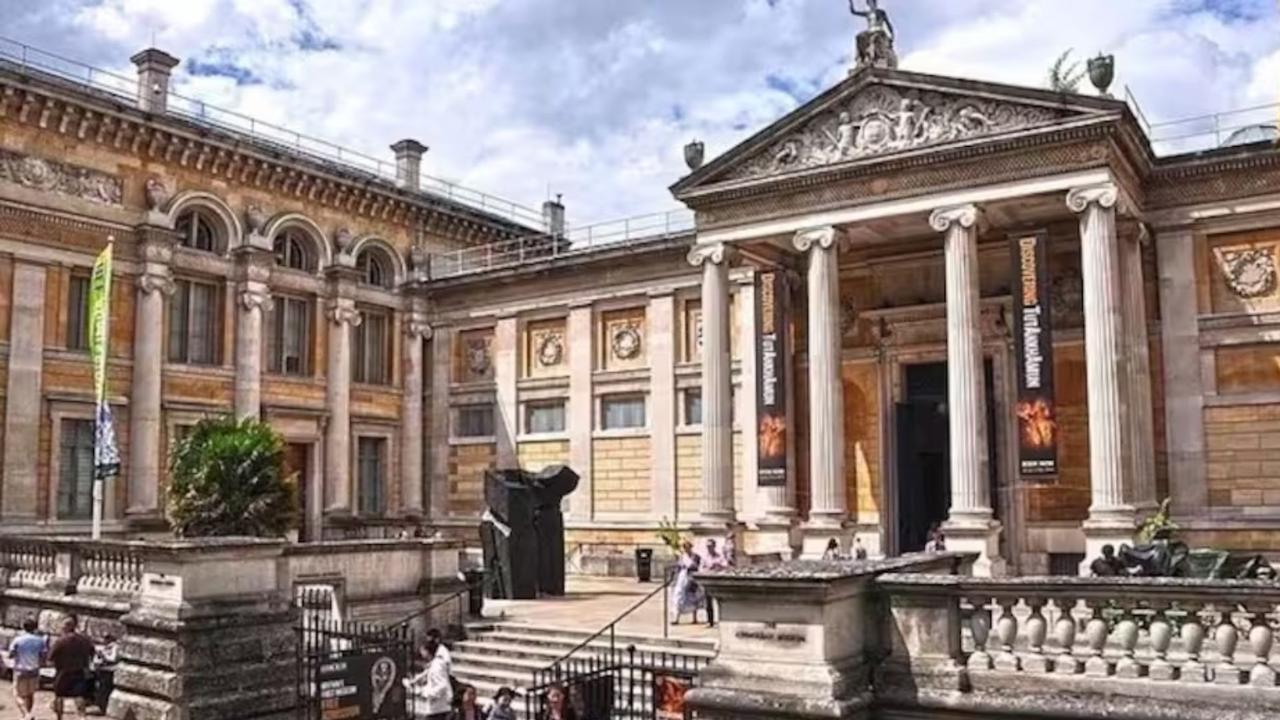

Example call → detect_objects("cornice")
0 67 528 245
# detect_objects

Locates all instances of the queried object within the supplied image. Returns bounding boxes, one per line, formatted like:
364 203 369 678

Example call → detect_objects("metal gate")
296 607 416 720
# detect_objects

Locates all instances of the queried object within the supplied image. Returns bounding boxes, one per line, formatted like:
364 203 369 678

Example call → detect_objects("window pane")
283 298 309 375
684 390 702 426
357 438 385 515
602 396 645 430
167 280 190 362
58 419 94 520
351 320 367 383
265 301 281 373
457 405 495 438
67 276 90 351
526 401 566 433
188 281 217 364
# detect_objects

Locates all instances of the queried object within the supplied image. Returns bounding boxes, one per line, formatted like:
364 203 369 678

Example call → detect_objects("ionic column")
232 236 273 419
325 292 360 515
128 230 175 519
688 243 737 527
930 204 1003 575
1068 183 1136 562
1122 227 1157 511
794 227 848 556
401 307 431 518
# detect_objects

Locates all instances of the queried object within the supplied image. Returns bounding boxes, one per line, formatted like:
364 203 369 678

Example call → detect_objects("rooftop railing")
0 37 547 229
428 208 695 278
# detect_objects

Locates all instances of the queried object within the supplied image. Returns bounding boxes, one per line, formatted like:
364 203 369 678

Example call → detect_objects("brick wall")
448 443 493 516
517 439 569 472
1203 404 1280 509
676 434 701 520
591 436 651 514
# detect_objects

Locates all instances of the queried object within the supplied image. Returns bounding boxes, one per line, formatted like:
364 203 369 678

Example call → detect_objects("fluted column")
794 227 848 528
401 307 431 518
325 290 360 516
128 230 175 519
232 235 273 419
930 205 1003 575
1068 182 1137 563
1122 227 1157 511
688 242 737 526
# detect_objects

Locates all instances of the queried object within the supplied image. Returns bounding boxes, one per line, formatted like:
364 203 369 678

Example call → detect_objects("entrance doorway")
284 442 312 541
895 360 998 552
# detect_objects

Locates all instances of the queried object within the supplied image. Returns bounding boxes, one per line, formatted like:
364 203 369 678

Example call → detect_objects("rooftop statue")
849 0 897 71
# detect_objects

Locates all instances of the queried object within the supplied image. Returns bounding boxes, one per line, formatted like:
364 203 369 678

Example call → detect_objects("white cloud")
4 0 1278 226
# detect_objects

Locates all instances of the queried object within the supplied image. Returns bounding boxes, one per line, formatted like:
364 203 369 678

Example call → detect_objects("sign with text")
317 652 405 720
1011 232 1058 479
755 270 789 488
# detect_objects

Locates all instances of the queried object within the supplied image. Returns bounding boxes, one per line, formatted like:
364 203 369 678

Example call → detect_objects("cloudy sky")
2 0 1277 227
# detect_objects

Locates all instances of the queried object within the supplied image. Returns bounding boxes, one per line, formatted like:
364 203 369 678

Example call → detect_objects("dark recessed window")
168 278 220 365
352 308 390 385
175 209 219 253
601 395 646 430
273 228 316 272
456 404 495 438
357 249 393 289
266 295 312 376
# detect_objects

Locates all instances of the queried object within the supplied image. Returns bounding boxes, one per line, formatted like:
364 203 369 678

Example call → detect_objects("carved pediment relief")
725 84 1066 182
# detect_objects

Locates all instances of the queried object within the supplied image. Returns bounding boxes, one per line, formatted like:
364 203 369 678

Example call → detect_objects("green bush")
167 416 297 538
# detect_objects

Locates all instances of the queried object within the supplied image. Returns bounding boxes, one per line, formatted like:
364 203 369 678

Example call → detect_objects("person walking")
668 541 704 625
49 616 95 720
9 617 46 720
702 539 730 627
405 628 452 720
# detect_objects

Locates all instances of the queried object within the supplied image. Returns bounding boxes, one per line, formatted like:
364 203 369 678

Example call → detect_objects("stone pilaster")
402 306 431 518
793 227 849 557
324 262 361 517
930 204 1003 576
1122 227 1157 512
232 231 273 419
494 315 518 469
429 325 453 520
2 261 46 521
128 227 176 522
648 291 678 521
689 242 737 528
1068 183 1137 564
566 304 595 521
1156 227 1207 516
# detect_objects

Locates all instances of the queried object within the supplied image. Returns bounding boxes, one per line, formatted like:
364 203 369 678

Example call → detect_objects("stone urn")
1088 53 1115 97
684 140 705 170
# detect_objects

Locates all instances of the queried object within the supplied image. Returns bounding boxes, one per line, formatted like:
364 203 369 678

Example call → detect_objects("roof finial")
849 0 897 74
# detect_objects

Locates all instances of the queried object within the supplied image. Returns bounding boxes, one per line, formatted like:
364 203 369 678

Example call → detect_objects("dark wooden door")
284 443 311 541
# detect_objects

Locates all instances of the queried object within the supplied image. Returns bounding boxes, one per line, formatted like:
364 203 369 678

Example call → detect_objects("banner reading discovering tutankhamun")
756 270 788 488
1011 231 1058 479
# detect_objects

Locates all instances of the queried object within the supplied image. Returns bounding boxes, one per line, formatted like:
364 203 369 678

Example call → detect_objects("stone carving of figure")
144 176 169 210
849 0 894 40
849 0 897 70
834 112 858 157
893 98 924 148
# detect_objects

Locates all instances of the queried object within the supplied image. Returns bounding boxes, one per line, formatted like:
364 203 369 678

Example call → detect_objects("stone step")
470 621 717 653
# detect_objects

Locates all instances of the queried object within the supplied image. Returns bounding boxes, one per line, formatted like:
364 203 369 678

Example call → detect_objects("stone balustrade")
691 555 1280 720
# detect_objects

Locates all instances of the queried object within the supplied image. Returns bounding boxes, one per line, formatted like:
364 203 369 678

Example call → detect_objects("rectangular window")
267 296 312 376
601 395 646 430
683 389 702 426
168 279 220 365
525 400 566 434
352 309 390 385
357 437 386 516
58 419 95 520
66 275 91 351
456 404 495 438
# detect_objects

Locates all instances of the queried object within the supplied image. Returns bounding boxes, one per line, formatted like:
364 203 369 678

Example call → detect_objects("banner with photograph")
755 270 788 488
1010 231 1058 479
88 243 120 480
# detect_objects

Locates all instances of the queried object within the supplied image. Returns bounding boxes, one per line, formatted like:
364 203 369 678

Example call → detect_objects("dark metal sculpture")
1088 539 1277 580
480 465 579 600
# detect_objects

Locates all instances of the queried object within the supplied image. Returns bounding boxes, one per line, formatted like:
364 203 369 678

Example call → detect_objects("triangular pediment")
673 68 1126 195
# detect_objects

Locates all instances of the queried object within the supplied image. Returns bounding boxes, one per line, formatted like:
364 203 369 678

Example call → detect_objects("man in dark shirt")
48 616 95 720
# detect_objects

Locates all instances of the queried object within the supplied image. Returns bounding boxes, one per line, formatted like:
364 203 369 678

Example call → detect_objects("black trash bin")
464 568 486 618
635 548 654 583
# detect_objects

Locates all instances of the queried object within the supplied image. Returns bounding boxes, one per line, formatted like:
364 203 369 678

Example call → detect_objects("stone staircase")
450 622 718 717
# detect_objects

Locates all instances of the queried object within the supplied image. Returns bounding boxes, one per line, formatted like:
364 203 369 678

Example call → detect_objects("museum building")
0 32 1279 575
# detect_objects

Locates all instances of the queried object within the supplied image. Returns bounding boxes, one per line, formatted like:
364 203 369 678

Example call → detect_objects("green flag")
89 241 120 479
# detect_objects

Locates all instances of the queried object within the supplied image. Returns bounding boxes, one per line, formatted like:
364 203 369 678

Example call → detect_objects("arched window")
175 209 219 252
273 228 316 272
356 249 393 289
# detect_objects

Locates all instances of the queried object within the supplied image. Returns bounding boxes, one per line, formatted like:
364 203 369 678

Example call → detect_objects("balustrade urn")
968 600 994 671
1213 617 1241 685
1147 608 1175 681
1248 616 1276 687
994 599 1021 672
1084 607 1111 678
1181 616 1208 684
1053 610 1080 675
1023 598 1049 673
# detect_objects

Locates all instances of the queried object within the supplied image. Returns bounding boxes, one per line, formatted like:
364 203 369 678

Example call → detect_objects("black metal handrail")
390 572 491 631
540 565 676 676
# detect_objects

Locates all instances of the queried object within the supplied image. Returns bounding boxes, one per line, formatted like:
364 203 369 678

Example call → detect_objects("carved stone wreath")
611 324 642 361
536 332 564 367
466 339 491 375
1219 246 1278 299
0 149 123 205
728 85 1062 180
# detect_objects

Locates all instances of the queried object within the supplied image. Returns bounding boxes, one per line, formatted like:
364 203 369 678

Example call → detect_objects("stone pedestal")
107 538 295 720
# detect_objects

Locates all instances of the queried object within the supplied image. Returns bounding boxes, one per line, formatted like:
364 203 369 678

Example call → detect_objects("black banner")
317 651 406 720
756 270 788 488
1011 232 1058 479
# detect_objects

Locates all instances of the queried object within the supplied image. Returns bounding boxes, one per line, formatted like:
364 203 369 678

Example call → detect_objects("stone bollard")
686 553 971 720
107 538 295 720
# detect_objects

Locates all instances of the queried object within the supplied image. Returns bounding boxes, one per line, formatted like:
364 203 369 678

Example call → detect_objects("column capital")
928 204 980 233
792 226 847 253
327 303 362 327
1066 182 1119 214
405 316 433 339
138 272 175 297
238 287 272 312
687 242 738 268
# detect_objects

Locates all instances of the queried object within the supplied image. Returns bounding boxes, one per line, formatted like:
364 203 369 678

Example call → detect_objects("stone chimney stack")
390 139 428 191
130 48 180 114
542 194 565 236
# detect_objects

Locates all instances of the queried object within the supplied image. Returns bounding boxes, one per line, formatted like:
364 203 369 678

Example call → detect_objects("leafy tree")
167 416 297 537
1047 49 1085 93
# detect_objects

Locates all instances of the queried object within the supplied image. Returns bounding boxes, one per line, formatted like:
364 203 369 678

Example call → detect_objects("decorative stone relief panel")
455 328 494 383
1207 231 1280 315
600 307 647 371
726 85 1063 181
0 149 123 205
524 318 567 379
